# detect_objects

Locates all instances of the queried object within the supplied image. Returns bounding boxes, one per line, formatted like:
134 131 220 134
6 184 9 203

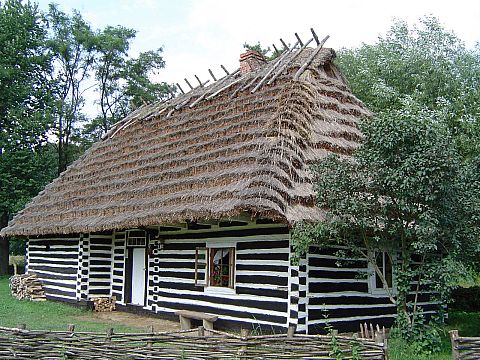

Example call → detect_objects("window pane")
375 252 383 289
385 253 393 288
210 248 231 287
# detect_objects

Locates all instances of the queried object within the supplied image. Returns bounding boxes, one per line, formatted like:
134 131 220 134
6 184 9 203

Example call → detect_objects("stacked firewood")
92 296 116 312
9 273 46 301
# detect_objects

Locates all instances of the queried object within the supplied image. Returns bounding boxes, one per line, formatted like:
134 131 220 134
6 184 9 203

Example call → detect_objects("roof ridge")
106 29 330 140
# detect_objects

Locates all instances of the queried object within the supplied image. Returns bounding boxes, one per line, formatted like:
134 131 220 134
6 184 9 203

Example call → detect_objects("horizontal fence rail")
0 325 387 359
450 330 480 360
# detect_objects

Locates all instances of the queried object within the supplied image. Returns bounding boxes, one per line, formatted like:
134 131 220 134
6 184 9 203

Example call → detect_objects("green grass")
0 276 138 332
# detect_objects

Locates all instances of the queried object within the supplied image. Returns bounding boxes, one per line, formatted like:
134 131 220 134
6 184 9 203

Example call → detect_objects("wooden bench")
175 310 218 330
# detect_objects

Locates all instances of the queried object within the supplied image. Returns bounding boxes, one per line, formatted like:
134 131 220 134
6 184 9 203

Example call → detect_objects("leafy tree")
294 16 480 353
337 16 480 158
0 0 56 274
86 30 173 140
94 25 136 134
294 101 478 351
122 49 173 110
46 3 97 174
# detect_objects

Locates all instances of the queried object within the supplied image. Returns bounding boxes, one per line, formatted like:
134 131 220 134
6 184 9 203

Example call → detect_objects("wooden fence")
0 325 388 359
450 330 480 360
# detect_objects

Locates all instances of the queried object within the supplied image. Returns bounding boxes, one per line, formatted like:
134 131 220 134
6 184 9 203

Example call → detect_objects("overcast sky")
37 0 480 109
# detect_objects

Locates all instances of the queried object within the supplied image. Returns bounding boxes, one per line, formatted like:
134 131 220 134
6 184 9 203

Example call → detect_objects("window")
369 251 394 293
210 248 235 288
126 230 147 247
195 246 235 289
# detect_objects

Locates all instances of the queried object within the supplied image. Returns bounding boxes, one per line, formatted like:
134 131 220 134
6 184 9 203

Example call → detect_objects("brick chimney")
239 50 267 74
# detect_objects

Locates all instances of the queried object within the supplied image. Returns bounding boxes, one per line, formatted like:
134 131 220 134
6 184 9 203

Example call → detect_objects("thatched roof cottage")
2 36 424 333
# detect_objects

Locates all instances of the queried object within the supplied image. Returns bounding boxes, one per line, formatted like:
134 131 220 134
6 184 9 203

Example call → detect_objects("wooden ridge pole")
184 78 194 90
293 35 330 81
272 44 280 56
176 83 185 94
311 27 320 45
194 75 203 87
295 33 303 46
251 40 299 93
220 65 229 75
208 69 217 81
267 37 314 85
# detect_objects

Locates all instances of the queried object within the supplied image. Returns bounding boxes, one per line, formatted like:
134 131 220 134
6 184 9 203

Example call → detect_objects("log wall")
145 225 292 329
27 235 80 302
111 231 126 303
306 245 439 333
88 232 113 297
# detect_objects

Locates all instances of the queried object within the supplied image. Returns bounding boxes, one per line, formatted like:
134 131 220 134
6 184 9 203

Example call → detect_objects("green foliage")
46 4 175 161
46 3 97 173
293 16 480 353
337 16 480 158
9 238 26 255
0 0 54 150
93 25 136 134
391 310 442 355
296 92 479 353
123 49 173 108
0 145 57 214
0 0 58 270
90 25 173 140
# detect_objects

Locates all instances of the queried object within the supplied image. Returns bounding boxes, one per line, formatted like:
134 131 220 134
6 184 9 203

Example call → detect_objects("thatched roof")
2 46 370 237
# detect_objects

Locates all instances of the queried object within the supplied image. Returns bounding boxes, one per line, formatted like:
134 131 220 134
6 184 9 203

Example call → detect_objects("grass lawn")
0 276 138 332
1 275 479 359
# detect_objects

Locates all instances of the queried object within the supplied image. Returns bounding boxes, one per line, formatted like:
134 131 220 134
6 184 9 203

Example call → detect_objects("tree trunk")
58 139 67 174
0 212 10 275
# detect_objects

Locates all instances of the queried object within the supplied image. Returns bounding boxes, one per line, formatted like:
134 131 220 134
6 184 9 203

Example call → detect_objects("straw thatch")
2 47 370 237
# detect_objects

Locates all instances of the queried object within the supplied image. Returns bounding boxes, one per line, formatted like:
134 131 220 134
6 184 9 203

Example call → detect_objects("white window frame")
368 251 396 295
195 239 237 295
126 229 147 247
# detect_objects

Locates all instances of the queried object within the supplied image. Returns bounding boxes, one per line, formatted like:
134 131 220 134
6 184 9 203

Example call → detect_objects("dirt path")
76 311 181 332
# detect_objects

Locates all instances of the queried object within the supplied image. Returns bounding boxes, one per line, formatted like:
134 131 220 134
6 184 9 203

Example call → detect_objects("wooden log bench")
175 310 218 330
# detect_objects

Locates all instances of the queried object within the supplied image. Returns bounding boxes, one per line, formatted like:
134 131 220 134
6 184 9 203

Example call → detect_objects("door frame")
124 230 148 306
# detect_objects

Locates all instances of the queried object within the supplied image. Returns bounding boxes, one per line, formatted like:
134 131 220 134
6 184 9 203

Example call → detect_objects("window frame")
195 241 236 294
126 229 147 247
208 247 235 289
194 247 208 286
368 251 396 295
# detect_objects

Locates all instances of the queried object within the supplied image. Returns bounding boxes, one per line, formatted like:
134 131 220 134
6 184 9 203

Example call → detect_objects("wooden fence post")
147 325 154 349
238 328 250 358
287 324 297 338
450 330 460 360
374 331 388 360
16 324 26 330
106 328 113 343
197 326 205 337
67 324 75 333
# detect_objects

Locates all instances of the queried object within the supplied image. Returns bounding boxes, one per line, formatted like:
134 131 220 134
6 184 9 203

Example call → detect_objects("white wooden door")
131 247 146 305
